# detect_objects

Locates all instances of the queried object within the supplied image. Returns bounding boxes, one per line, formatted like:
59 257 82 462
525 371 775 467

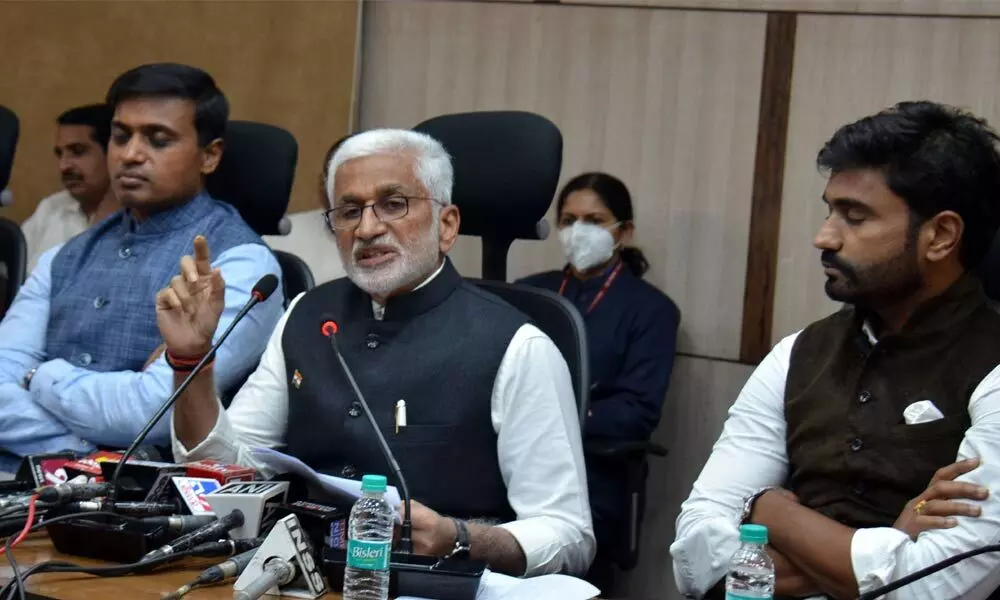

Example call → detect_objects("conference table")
1 535 604 600
0 534 345 599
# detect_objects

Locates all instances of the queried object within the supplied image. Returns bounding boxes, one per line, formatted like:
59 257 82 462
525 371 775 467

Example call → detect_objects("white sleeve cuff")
851 526 911 594
670 515 741 598
170 399 238 464
497 517 594 577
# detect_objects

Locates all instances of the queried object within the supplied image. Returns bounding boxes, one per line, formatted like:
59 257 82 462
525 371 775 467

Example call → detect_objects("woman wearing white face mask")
518 172 680 593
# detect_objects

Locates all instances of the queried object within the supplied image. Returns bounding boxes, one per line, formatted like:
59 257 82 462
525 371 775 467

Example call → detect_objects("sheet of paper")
397 570 599 600
250 447 403 509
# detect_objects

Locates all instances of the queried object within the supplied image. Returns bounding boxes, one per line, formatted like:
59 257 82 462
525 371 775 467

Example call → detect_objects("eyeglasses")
322 195 441 232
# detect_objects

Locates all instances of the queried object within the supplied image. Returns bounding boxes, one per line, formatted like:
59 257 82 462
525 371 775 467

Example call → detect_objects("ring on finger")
914 499 929 515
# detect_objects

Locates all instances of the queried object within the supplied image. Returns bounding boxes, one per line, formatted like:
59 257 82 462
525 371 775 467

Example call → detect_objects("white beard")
342 220 442 299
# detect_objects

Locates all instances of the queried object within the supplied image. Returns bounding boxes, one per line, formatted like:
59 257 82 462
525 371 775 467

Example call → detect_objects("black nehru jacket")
281 259 527 521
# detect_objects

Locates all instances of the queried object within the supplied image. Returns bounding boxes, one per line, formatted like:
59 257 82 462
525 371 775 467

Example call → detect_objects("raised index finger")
193 235 212 276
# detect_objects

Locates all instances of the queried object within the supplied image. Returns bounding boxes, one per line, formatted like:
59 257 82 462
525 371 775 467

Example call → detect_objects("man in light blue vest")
0 63 283 471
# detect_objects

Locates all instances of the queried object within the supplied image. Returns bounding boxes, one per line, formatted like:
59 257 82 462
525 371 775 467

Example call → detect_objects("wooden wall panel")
558 0 1000 17
618 355 755 599
360 0 767 360
0 0 358 224
772 14 1000 343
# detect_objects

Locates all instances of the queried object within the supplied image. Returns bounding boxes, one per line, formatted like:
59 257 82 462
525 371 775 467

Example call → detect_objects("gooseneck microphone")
320 316 414 554
856 543 1000 599
109 274 280 503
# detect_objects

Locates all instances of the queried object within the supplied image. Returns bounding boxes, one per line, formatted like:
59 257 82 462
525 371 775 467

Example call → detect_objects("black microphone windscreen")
252 274 280 301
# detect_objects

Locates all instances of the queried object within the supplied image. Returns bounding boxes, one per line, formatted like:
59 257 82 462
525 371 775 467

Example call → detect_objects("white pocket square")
904 400 945 425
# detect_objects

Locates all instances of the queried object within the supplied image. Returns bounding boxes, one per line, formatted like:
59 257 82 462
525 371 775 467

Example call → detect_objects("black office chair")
979 229 1000 303
415 111 665 583
274 249 315 305
413 112 590 422
206 120 315 301
0 218 26 313
0 105 17 196
205 120 312 406
0 106 21 314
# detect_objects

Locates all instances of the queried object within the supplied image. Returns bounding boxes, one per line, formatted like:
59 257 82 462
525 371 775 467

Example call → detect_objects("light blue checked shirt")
0 193 284 471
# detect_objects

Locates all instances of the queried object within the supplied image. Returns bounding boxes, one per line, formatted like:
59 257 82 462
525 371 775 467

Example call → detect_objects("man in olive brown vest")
672 101 1000 600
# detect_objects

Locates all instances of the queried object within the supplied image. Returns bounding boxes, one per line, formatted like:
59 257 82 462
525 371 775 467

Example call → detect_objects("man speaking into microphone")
159 129 595 578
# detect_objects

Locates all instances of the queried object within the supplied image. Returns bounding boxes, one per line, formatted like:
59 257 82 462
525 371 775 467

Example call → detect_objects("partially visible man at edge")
0 63 283 471
672 101 1000 600
157 128 596 577
21 103 119 272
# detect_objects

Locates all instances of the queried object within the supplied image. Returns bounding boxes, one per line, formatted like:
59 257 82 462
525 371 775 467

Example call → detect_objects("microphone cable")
856 543 1000 599
0 510 144 600
2 495 37 600
0 532 253 600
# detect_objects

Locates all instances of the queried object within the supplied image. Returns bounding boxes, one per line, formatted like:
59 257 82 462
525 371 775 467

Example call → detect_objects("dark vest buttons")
366 334 380 349
93 296 107 309
853 482 866 496
348 402 362 418
118 247 132 259
341 464 357 478
850 437 864 452
78 353 93 367
857 390 872 404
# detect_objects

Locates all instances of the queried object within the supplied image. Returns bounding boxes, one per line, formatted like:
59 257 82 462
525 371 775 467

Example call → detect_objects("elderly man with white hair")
156 128 596 577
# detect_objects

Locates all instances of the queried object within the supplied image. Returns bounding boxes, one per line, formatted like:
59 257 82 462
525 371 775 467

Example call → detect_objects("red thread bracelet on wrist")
165 350 213 372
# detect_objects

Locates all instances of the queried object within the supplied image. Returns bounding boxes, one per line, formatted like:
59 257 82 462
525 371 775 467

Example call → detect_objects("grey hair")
325 128 453 206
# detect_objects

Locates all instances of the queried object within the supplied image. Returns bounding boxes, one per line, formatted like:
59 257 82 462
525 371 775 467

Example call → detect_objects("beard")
341 220 442 299
821 228 923 309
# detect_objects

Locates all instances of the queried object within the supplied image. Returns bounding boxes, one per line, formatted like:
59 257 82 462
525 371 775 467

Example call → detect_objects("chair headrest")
413 111 562 241
206 120 297 236
978 229 1000 301
0 106 19 190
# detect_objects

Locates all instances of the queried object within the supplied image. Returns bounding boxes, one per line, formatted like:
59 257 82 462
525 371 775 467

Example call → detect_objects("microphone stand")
325 333 413 554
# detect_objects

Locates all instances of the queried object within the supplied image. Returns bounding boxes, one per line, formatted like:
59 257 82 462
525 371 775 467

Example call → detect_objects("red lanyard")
558 261 624 316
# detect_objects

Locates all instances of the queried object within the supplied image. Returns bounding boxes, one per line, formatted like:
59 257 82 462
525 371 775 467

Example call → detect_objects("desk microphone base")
322 547 485 600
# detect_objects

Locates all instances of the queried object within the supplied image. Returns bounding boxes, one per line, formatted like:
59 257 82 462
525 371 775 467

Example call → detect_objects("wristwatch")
446 517 470 559
21 368 37 391
739 486 778 525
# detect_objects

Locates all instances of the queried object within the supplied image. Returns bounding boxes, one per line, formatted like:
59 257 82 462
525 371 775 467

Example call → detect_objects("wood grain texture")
616 355 755 599
739 12 796 364
0 535 343 598
0 0 358 223
557 0 1000 17
772 13 1000 343
360 0 766 359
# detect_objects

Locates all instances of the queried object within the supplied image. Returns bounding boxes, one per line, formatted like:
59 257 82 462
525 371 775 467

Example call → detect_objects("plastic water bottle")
725 524 775 599
343 474 393 600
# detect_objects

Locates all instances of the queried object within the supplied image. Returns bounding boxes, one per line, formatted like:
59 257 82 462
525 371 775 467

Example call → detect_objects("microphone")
320 315 413 554
188 537 263 558
234 558 297 600
141 508 244 562
57 500 178 517
856 544 1000 599
233 513 326 600
142 514 218 534
108 273 280 503
162 546 261 600
36 481 109 503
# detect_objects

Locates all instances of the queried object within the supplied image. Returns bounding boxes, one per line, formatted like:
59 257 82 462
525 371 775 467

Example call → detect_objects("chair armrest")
584 439 668 458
